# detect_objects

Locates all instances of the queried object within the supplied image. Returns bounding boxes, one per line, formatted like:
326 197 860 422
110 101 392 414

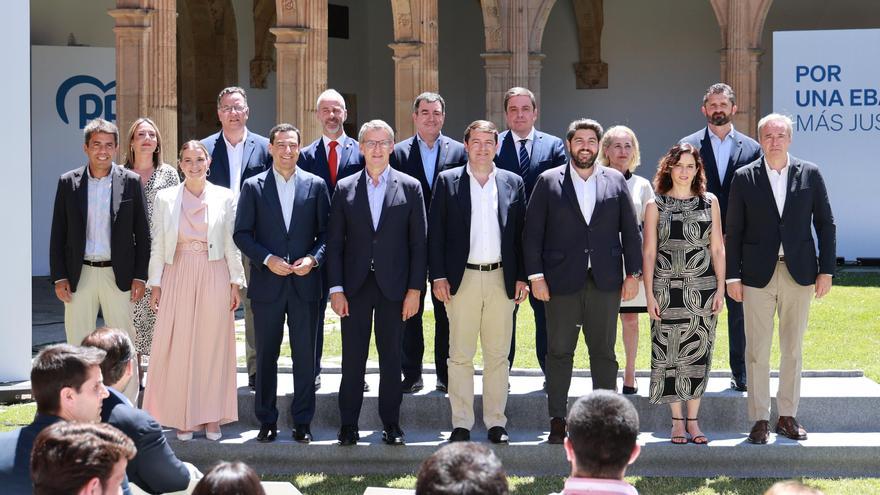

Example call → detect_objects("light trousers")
446 268 514 430
743 261 814 421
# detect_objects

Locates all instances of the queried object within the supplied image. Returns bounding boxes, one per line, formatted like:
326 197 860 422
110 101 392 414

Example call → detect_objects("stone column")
108 6 150 163
710 0 773 136
390 0 439 139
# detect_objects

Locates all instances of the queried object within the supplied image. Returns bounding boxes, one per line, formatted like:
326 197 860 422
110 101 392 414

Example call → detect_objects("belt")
83 260 112 267
778 255 786 263
465 262 502 271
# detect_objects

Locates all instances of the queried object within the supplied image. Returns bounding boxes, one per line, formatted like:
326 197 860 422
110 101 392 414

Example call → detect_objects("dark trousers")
510 292 547 372
252 280 318 426
401 280 450 384
338 273 404 427
315 267 329 377
545 272 620 419
726 294 746 383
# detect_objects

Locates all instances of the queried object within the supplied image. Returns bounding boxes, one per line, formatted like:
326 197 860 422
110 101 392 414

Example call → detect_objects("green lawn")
283 270 878 380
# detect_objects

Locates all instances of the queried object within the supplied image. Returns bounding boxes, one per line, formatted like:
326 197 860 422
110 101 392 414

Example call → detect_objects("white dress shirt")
223 129 248 199
262 167 297 265
84 166 113 261
708 126 736 182
466 164 502 264
765 154 791 255
499 128 536 157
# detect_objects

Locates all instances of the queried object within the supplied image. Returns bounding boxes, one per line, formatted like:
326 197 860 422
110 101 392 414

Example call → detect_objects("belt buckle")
190 241 205 253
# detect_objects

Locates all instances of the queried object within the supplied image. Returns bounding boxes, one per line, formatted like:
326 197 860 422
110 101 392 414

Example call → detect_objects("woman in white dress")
596 125 654 394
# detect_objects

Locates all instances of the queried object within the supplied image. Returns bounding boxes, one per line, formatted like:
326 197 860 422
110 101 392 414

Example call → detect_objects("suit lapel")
591 167 608 222
724 129 744 187
781 159 802 220
561 166 588 226
700 129 722 192
110 165 124 226
339 137 356 174
436 136 450 179
354 172 374 232
497 131 517 169
377 169 401 233
755 161 781 220
240 137 257 182
408 137 429 186
529 131 546 170
496 172 511 229
75 166 88 226
261 171 288 236
454 167 472 239
289 173 311 236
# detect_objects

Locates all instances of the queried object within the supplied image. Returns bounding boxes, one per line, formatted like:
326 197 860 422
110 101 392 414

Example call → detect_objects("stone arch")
529 0 557 52
390 0 416 41
480 0 503 52
178 0 238 141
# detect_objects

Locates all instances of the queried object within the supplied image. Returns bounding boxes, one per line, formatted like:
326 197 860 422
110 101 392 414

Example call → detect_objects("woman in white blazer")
143 140 245 441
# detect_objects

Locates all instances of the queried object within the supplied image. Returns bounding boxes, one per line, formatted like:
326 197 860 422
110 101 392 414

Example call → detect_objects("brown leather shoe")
548 417 566 444
775 416 808 440
747 420 770 444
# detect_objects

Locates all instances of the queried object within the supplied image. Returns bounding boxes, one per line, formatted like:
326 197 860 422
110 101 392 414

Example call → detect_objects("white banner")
773 29 880 260
31 45 116 275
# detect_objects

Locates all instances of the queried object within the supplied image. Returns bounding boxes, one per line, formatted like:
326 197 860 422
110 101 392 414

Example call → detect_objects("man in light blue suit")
234 123 330 444
494 86 567 374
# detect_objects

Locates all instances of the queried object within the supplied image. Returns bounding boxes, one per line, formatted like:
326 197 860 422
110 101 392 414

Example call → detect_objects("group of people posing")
47 82 836 450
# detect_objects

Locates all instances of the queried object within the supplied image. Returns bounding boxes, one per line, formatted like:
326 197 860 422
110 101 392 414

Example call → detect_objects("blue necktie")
518 138 530 176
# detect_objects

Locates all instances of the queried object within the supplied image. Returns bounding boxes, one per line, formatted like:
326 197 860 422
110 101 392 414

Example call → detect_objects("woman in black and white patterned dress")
643 143 725 445
124 118 180 382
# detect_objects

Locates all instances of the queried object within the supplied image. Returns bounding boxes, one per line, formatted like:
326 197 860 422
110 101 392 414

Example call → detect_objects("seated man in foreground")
415 441 509 495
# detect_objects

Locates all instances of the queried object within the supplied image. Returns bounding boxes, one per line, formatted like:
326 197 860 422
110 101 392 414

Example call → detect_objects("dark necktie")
328 141 339 187
518 138 530 176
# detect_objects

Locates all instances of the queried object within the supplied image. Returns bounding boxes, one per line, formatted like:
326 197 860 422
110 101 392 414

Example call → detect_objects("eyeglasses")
219 105 248 114
364 140 393 150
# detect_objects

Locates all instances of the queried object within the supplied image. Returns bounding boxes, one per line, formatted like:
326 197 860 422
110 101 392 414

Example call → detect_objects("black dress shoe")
338 425 359 446
382 424 405 445
293 424 312 443
256 423 277 443
548 417 566 444
488 426 509 444
435 380 447 393
248 374 256 391
449 427 470 442
401 376 424 394
730 379 747 392
364 381 371 392
314 374 322 391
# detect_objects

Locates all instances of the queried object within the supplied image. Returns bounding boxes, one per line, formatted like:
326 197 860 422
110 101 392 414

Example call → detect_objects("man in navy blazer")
202 86 272 390
726 114 835 444
235 124 330 444
297 89 365 389
523 119 642 444
680 83 762 392
494 87 567 374
82 328 195 494
390 92 467 394
327 120 427 446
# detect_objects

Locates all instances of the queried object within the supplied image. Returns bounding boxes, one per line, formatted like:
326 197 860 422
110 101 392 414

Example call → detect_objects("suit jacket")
495 129 567 199
0 414 62 494
680 127 761 229
523 165 642 294
725 156 836 288
390 134 466 210
147 183 246 288
326 167 427 301
428 166 526 299
297 135 364 195
101 387 190 494
202 130 272 190
234 168 330 303
49 164 151 292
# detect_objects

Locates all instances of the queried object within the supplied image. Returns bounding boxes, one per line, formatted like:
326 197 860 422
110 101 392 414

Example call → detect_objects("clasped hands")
267 255 315 277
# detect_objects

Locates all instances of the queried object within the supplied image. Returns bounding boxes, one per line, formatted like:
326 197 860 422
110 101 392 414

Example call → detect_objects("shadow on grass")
832 271 880 287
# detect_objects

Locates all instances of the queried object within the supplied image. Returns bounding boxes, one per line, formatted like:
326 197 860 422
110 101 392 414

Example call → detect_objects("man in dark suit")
680 83 762 392
523 119 642 444
390 92 467 394
429 120 527 444
49 118 149 404
235 123 330 444
82 327 197 493
327 120 427 446
726 113 836 445
494 86 567 373
202 86 272 391
0 345 109 493
298 89 366 390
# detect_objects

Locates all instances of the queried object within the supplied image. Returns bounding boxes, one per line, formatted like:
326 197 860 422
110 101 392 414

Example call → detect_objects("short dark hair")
413 92 446 114
193 461 266 495
463 120 498 144
565 118 604 143
415 442 509 495
31 344 106 415
268 123 302 145
31 421 136 495
566 391 639 479
702 82 736 106
81 327 133 387
217 86 248 107
653 142 706 196
84 118 119 146
503 86 536 112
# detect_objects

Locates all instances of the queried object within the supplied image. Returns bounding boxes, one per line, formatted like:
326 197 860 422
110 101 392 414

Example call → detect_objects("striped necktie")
518 138 530 176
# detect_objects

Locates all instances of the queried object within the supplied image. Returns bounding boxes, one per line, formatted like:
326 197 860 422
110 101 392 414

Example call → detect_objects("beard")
709 112 731 126
573 151 596 169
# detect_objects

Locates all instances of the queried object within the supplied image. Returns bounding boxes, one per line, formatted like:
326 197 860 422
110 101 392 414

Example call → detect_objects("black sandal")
686 418 708 444
671 417 687 445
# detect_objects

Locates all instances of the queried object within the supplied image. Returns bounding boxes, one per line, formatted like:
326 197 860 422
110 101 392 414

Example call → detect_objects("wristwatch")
627 270 643 280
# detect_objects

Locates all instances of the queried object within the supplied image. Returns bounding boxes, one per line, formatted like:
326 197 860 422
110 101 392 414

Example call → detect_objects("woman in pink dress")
143 140 245 441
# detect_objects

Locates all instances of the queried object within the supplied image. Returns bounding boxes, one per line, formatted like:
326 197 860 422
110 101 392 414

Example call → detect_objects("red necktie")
328 141 339 187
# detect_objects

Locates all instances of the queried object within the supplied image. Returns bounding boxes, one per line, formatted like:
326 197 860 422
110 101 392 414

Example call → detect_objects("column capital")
389 41 422 60
108 8 152 27
270 26 310 45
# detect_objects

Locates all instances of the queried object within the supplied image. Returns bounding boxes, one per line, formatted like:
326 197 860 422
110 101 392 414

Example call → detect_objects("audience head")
216 86 250 134
565 118 604 170
81 327 135 391
565 390 640 480
316 88 348 139
504 86 538 136
31 344 108 421
701 83 737 127
653 142 706 197
124 117 163 169
31 421 135 495
178 140 212 182
597 125 641 173
412 92 446 140
415 442 508 495
764 481 824 495
193 461 266 495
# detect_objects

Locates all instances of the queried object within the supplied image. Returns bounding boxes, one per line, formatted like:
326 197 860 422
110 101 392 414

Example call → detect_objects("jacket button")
584 249 589 254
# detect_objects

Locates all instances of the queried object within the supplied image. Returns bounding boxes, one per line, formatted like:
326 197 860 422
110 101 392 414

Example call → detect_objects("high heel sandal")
176 430 193 441
670 417 687 445
686 418 708 444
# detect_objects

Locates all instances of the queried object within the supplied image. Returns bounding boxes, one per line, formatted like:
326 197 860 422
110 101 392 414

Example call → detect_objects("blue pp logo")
55 75 117 129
